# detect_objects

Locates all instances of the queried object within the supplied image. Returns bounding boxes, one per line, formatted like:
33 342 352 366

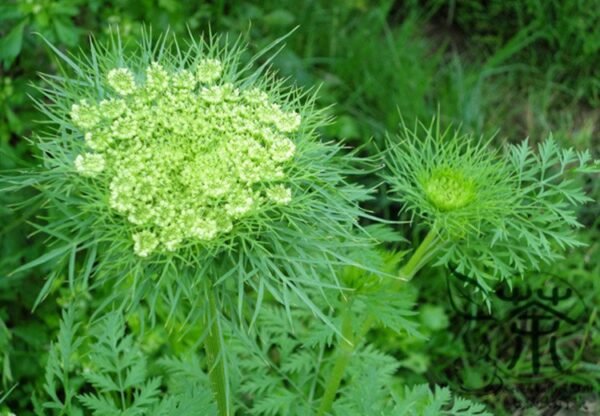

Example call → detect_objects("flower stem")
205 289 232 416
316 226 441 415
316 306 354 416
397 226 440 282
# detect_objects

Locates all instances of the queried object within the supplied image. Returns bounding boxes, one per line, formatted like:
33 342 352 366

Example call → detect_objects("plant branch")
397 225 441 282
316 304 354 416
204 289 232 416
316 226 441 415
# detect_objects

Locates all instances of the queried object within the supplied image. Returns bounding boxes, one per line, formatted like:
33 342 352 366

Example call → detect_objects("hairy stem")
205 289 232 416
316 227 441 415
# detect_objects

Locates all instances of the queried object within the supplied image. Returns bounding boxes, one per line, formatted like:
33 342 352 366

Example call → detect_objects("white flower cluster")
74 153 106 177
196 58 223 83
107 68 137 96
70 61 301 256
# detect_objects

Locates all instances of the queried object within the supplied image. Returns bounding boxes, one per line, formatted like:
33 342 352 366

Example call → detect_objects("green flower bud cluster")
422 167 476 212
69 60 301 257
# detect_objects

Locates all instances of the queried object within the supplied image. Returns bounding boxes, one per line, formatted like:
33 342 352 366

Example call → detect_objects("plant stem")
316 306 354 416
397 226 440 282
316 226 441 415
205 289 232 416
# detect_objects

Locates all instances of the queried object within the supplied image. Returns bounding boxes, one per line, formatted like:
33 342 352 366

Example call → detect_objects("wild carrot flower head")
385 118 598 288
20 31 371 315
69 59 302 256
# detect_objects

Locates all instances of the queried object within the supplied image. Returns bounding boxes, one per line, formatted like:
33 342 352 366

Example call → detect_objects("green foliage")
77 312 162 414
342 250 422 338
26 296 489 415
385 118 598 288
446 136 597 284
40 308 81 413
225 281 488 415
36 309 217 416
392 384 492 416
430 0 600 104
1 1 598 415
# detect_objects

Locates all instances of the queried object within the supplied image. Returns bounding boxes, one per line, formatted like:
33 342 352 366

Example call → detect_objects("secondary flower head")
385 119 515 240
27 32 370 314
385 118 598 287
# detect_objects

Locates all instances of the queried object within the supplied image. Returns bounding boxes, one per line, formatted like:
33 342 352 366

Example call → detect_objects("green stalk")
397 226 440 282
205 289 232 416
316 227 441 415
316 306 354 416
